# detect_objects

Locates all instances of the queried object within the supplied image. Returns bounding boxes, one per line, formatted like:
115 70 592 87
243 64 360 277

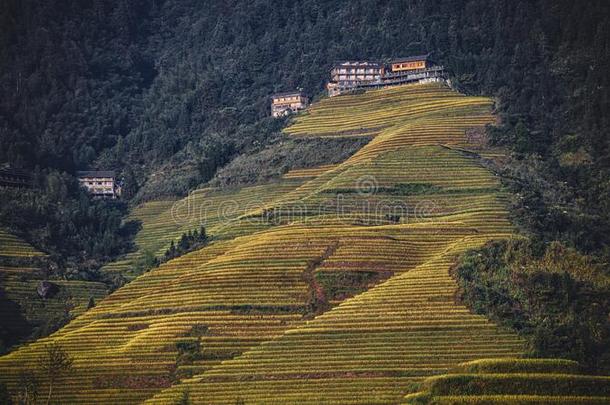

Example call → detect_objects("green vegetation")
380 184 443 196
211 136 370 188
0 4 608 378
138 84 526 404
403 358 610 404
456 358 581 375
0 230 45 258
0 382 11 405
0 173 138 277
452 239 610 371
163 227 208 262
103 180 304 280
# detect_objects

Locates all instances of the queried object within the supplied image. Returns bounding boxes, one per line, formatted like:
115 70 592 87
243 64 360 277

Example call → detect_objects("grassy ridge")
403 358 610 404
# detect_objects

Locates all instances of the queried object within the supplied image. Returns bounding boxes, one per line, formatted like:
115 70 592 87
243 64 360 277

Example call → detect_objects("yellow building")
271 91 309 117
390 55 430 72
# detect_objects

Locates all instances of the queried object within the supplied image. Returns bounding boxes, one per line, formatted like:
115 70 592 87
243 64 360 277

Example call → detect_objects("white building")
77 171 121 198
327 61 384 97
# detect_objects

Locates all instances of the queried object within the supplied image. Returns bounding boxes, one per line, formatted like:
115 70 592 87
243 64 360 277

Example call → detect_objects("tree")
135 249 159 273
17 370 38 405
165 240 177 260
513 120 531 153
178 233 190 251
175 389 191 405
38 343 73 405
0 382 13 405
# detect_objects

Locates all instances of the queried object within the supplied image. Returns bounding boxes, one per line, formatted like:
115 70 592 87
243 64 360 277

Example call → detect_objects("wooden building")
0 167 33 188
77 171 121 198
327 55 445 97
390 55 431 72
271 91 309 117
327 61 384 97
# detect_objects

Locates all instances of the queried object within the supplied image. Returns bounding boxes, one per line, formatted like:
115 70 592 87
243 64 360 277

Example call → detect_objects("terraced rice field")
282 164 340 179
0 230 109 346
0 229 45 258
102 181 304 278
1 83 537 403
403 358 610 404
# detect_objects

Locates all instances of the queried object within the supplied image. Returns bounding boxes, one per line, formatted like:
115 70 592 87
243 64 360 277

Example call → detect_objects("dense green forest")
0 1 608 274
453 240 610 371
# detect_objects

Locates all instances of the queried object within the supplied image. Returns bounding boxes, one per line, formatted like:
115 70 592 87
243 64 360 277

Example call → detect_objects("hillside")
0 83 530 403
1 0 609 279
0 230 108 352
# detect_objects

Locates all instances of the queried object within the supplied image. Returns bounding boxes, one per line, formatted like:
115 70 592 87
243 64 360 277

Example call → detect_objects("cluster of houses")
2 55 444 199
271 54 445 116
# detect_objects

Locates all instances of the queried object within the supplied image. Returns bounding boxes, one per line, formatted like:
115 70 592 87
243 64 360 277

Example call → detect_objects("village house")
327 55 445 97
389 54 431 72
77 170 121 198
0 167 33 188
271 91 309 117
326 61 384 97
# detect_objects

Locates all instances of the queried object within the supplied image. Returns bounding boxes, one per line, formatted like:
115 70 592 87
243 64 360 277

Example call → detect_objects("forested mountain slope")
0 83 530 404
0 0 608 403
1 0 609 272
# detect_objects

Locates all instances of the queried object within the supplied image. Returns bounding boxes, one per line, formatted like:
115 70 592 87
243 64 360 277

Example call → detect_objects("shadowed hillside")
0 230 108 353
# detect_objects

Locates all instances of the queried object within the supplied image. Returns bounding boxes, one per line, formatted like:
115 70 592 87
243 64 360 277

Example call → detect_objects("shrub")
164 226 208 261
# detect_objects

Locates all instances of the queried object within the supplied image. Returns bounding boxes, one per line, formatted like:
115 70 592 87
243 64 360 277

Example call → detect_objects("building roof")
76 170 115 178
332 61 384 69
271 91 305 99
0 167 31 179
390 54 431 64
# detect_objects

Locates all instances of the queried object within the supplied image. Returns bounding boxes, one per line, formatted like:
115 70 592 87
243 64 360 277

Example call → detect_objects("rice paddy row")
0 229 46 258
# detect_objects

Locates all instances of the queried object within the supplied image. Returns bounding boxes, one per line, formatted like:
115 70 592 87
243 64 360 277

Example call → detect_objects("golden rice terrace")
1 83 542 403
